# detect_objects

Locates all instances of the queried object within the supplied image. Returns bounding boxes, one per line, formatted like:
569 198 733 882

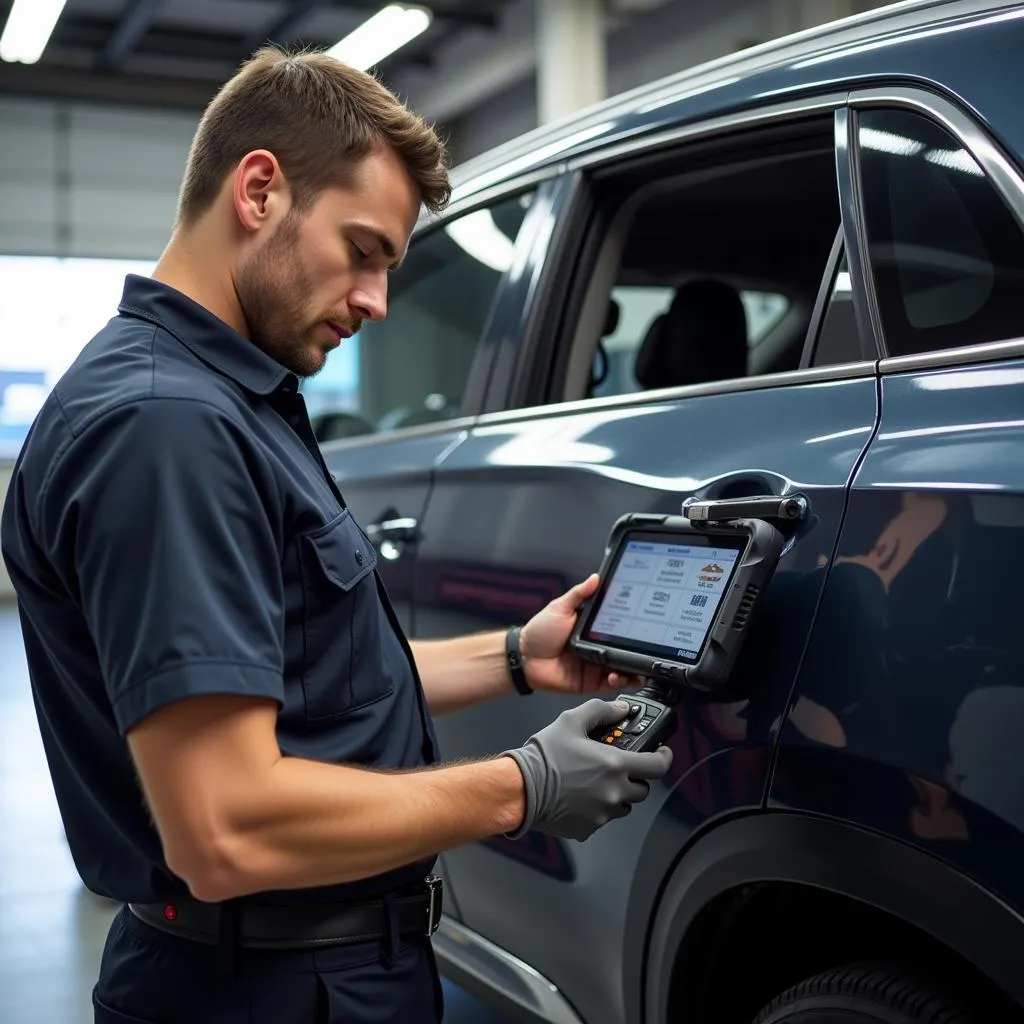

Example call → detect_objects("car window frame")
846 86 1024 374
480 171 586 416
481 92 885 424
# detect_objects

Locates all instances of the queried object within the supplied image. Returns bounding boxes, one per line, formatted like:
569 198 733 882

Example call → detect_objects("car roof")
436 0 1023 209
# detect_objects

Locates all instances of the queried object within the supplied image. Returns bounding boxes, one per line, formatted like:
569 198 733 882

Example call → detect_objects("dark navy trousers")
93 905 444 1023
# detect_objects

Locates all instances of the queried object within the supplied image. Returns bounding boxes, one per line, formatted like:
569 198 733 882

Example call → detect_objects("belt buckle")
424 875 443 936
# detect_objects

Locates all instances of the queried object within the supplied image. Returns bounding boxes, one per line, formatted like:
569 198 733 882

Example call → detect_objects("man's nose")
350 280 387 323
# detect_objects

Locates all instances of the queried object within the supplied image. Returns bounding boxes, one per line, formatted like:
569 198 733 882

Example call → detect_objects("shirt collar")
117 274 297 396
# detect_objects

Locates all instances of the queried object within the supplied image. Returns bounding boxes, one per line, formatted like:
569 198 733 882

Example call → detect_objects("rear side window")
856 108 1024 358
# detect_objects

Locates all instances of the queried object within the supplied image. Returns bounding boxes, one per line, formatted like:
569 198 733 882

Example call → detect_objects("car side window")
810 253 863 367
590 284 790 399
552 117 843 405
304 192 534 441
855 108 1024 358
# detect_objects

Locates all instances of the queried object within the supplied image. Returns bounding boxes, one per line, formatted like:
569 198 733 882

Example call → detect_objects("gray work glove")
502 698 674 842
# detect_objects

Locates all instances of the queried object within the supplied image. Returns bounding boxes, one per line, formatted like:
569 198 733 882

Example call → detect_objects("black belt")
128 876 442 950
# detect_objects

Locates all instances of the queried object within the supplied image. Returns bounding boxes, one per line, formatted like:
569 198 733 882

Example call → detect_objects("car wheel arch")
638 811 1024 1024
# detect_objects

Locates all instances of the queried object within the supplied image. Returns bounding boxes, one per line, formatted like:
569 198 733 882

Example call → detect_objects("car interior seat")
634 278 749 389
376 393 459 431
311 411 375 442
590 297 622 392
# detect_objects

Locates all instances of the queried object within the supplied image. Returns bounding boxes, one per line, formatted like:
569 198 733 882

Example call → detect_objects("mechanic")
0 46 673 1024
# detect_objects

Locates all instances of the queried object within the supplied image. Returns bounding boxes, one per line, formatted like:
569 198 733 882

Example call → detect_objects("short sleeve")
39 398 286 735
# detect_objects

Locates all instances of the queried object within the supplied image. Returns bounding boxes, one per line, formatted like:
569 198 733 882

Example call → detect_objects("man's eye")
351 242 370 260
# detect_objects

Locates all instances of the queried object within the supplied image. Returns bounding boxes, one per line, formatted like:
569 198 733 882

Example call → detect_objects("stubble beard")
236 212 327 379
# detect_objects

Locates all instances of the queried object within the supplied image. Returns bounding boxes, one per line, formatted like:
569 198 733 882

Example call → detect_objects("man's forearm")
188 754 525 901
411 631 516 715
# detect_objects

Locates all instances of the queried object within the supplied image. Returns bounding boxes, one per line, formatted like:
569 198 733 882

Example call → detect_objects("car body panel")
770 358 1024 912
320 428 467 633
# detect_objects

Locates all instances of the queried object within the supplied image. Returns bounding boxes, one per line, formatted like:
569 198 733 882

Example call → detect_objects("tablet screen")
582 530 746 665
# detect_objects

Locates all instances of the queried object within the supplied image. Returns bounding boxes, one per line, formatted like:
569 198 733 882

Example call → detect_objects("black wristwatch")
505 626 533 696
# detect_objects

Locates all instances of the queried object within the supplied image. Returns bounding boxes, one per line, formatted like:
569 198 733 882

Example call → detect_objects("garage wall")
0 99 197 598
0 96 196 260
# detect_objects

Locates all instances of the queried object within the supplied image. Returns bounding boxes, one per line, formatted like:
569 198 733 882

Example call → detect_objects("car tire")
752 963 978 1023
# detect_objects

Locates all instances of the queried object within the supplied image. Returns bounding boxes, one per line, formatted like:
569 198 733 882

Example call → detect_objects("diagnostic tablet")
570 513 785 694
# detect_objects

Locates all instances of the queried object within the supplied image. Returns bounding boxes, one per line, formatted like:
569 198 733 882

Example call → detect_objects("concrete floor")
0 607 507 1023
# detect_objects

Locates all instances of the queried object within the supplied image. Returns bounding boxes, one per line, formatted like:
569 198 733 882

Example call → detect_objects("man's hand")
503 697 674 841
519 574 641 696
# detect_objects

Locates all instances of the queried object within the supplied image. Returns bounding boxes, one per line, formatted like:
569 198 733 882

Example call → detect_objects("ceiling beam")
0 59 215 110
56 16 244 65
344 1 498 29
97 0 165 72
238 0 498 60
430 7 499 29
238 0 327 59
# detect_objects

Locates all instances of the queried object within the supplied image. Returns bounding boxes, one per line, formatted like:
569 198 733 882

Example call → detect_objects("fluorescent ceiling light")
444 210 516 272
327 4 432 71
0 0 67 64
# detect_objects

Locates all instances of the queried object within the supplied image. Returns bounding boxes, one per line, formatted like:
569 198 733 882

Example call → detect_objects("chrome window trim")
474 361 877 428
847 86 1024 373
318 418 474 455
566 92 848 172
879 337 1024 374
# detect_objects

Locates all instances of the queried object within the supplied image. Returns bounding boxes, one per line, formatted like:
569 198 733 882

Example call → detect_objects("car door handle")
683 494 807 523
364 516 419 560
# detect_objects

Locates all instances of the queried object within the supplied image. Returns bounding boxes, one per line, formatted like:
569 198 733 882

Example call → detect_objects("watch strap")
505 626 533 696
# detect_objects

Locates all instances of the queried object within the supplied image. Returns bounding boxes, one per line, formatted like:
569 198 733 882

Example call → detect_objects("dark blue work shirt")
1 274 439 906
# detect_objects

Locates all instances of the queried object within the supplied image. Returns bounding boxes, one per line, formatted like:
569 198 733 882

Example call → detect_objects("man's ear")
233 150 288 233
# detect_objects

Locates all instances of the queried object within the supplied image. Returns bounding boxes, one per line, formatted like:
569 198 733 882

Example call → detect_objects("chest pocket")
299 511 392 721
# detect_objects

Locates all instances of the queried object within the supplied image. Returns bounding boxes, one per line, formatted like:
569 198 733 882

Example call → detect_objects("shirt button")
354 549 364 565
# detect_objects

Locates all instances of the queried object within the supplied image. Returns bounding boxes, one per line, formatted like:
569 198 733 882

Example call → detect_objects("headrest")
634 279 748 390
603 298 621 337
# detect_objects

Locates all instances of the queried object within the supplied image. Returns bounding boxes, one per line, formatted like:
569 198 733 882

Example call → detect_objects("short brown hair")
177 46 451 225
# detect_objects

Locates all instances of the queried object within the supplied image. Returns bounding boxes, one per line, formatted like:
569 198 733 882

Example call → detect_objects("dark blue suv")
307 1 1024 1020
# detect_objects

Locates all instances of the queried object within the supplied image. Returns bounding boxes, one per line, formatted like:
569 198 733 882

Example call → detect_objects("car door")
771 88 1024 914
310 186 545 635
415 98 881 1024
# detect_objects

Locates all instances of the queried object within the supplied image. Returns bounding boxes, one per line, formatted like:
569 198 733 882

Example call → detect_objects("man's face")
235 146 421 378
